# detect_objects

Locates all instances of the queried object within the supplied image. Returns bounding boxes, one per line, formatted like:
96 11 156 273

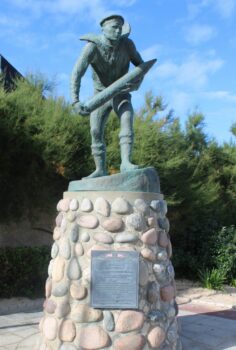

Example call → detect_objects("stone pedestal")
38 168 182 350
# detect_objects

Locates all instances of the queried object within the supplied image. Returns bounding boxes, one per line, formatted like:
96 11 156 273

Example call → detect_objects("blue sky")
0 0 236 143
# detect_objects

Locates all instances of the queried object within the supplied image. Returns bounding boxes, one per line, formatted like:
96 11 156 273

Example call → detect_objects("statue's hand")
121 78 143 93
73 101 90 116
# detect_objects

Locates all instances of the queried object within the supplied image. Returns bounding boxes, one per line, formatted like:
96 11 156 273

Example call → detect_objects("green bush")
0 246 50 298
198 268 226 291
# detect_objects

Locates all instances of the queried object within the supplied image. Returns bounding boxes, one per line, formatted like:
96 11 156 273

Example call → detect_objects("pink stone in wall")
52 256 65 282
160 285 175 301
141 248 156 262
116 310 144 333
114 334 146 350
59 319 76 342
43 316 57 340
77 214 99 229
167 240 172 258
94 232 114 244
75 242 84 256
159 230 169 248
57 198 71 212
43 299 56 314
53 227 61 240
45 278 52 298
77 326 110 349
147 326 166 348
101 217 123 232
141 228 158 245
70 282 87 300
94 197 110 217
71 304 102 323
55 212 63 227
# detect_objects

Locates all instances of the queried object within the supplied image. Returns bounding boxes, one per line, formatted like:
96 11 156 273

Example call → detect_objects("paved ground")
0 280 235 349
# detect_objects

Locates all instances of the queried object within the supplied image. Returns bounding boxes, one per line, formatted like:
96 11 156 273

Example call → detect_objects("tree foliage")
0 79 235 280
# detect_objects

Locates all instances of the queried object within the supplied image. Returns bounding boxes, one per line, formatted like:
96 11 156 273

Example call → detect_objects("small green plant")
198 268 226 291
231 279 236 288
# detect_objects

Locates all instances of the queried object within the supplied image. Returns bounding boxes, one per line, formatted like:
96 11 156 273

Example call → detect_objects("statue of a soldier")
71 14 145 178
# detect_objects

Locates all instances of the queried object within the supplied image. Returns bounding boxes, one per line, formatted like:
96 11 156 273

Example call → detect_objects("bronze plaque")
91 250 139 309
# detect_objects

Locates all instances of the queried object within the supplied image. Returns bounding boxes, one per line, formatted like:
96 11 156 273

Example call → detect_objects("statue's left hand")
73 101 90 116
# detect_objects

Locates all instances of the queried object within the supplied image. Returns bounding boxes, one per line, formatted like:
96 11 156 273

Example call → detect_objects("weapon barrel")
83 59 157 113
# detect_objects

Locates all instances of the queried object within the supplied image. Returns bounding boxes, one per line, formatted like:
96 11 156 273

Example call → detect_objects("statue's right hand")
73 101 90 116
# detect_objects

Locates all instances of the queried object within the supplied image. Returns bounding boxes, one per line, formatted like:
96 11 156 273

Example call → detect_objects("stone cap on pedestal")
68 167 160 193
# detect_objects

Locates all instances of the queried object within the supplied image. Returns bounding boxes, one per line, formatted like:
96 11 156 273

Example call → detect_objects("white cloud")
157 55 224 89
141 44 162 61
203 90 236 102
214 0 236 18
185 24 216 45
187 0 236 19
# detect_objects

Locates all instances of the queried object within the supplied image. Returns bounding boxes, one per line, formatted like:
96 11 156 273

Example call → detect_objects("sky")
0 0 236 143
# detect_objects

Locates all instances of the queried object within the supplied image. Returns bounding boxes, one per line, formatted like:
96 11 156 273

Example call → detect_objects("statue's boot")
120 142 140 173
85 154 108 178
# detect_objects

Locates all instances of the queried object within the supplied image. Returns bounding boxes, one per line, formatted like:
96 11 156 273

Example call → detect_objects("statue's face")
102 19 123 41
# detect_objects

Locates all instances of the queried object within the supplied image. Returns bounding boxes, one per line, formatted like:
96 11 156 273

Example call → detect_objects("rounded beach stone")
147 327 165 348
67 211 76 222
158 217 170 233
39 317 44 332
141 228 158 245
69 198 79 211
77 215 99 229
58 198 71 212
139 261 149 286
52 282 68 297
53 227 62 240
60 238 71 259
77 326 110 349
75 242 84 256
70 282 87 300
94 197 110 217
48 259 54 278
51 242 59 259
102 217 123 232
67 257 81 280
70 224 79 242
134 198 149 215
81 198 93 212
43 316 57 340
56 212 64 227
43 298 56 314
81 232 90 242
94 232 113 244
116 310 144 333
61 217 68 232
141 248 156 262
157 250 168 261
59 320 76 342
112 197 130 214
153 263 166 282
126 213 144 231
72 304 102 323
160 285 175 301
45 278 52 298
147 217 155 227
103 311 115 331
159 230 169 248
167 241 172 258
115 232 138 243
56 301 71 318
147 281 159 304
114 334 145 350
52 256 65 282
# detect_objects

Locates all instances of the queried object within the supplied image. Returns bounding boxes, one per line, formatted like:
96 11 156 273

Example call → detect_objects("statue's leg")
85 102 112 178
113 94 140 173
